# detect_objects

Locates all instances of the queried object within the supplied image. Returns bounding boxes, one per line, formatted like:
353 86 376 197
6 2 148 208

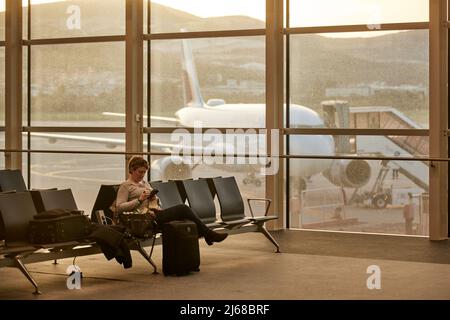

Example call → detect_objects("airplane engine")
150 156 192 181
323 159 371 189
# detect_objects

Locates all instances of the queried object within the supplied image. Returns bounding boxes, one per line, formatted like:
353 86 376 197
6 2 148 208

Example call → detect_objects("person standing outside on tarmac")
403 193 415 235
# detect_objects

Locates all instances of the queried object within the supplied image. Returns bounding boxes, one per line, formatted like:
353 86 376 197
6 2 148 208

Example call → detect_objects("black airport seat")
0 192 58 294
91 184 120 224
0 192 37 246
181 179 223 228
211 176 278 224
30 189 78 213
0 169 27 192
210 176 280 252
149 180 185 209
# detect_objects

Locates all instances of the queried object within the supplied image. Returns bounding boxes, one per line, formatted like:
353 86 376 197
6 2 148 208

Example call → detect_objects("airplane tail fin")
181 37 205 108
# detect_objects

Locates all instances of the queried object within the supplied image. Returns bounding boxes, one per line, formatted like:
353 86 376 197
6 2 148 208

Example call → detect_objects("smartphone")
149 189 159 197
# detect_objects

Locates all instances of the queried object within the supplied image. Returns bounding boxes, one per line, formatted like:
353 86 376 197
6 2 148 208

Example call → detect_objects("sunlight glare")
0 0 66 12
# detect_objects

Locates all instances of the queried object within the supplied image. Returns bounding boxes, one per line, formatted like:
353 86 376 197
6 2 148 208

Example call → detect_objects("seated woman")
115 156 227 245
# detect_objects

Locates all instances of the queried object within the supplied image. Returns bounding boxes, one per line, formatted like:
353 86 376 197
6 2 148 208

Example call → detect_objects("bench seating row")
0 176 279 294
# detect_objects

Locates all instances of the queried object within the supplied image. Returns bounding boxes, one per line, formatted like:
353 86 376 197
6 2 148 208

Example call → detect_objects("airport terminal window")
22 48 28 126
0 133 3 154
285 1 433 235
29 0 125 39
148 37 265 128
28 153 124 214
0 47 4 127
288 30 429 129
30 42 125 126
288 158 429 236
289 0 429 28
0 0 444 237
0 0 4 41
28 133 125 212
149 0 265 34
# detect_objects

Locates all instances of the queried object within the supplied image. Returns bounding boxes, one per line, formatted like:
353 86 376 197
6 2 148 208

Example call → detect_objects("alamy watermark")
169 121 280 176
366 265 381 290
66 5 81 30
66 265 82 290
366 4 382 30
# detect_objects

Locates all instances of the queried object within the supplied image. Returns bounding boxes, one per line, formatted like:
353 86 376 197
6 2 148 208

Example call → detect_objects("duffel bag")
29 211 91 244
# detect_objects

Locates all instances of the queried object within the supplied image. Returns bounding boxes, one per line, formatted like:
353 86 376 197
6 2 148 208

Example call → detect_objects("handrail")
0 148 449 162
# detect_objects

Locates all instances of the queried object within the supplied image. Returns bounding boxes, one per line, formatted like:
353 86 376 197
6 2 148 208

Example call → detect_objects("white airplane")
30 39 372 193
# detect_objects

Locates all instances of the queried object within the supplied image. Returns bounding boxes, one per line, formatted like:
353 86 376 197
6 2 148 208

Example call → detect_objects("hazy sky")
0 0 430 37
152 0 429 38
152 0 429 26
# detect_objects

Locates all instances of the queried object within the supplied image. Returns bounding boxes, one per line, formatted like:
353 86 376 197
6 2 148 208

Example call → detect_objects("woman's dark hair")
128 156 149 173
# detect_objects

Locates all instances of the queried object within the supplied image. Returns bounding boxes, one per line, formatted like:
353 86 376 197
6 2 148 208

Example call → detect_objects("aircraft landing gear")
243 172 262 187
349 161 393 209
372 192 392 209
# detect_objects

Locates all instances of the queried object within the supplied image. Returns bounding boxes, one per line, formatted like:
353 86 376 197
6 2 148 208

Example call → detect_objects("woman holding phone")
115 156 227 245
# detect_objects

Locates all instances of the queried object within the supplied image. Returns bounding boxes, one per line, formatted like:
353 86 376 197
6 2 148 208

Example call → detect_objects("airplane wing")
102 112 180 126
27 132 214 155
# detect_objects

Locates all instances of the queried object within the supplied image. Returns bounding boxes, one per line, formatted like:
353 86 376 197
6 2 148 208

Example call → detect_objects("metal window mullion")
144 127 429 136
147 0 151 180
143 127 273 134
125 0 144 177
23 127 125 133
27 0 31 188
266 0 284 230
2 148 450 162
285 0 291 229
284 128 429 136
23 35 125 46
286 22 429 35
429 0 448 240
5 0 22 170
448 0 450 239
144 29 265 40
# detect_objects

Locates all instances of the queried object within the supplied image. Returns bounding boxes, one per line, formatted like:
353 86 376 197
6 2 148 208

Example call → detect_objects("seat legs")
14 257 42 295
130 239 158 274
257 225 280 253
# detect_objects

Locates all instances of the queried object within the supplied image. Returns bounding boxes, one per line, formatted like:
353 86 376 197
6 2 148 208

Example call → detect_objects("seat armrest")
247 198 272 217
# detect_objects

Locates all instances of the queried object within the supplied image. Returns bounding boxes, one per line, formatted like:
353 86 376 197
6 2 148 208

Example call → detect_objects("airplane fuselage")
175 103 335 178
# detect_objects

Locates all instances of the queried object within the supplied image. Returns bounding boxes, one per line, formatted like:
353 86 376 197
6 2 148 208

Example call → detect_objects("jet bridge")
349 106 429 192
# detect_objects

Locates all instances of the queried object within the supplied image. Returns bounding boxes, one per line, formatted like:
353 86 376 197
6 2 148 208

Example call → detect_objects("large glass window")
30 0 125 39
286 1 431 236
149 0 265 34
0 133 4 157
290 0 429 28
29 153 124 213
0 47 4 127
30 42 125 126
0 0 4 41
0 0 441 237
289 30 429 128
149 37 265 128
29 133 125 212
288 157 429 236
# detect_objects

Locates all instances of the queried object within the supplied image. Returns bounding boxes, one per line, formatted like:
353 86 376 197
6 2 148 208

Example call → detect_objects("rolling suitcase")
162 220 200 276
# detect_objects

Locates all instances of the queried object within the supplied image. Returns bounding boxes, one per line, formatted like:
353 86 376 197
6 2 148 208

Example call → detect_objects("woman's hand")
139 189 150 202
